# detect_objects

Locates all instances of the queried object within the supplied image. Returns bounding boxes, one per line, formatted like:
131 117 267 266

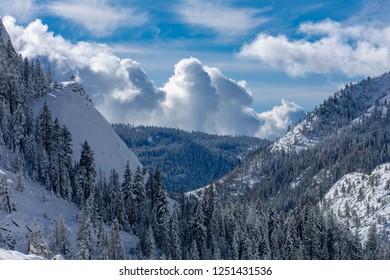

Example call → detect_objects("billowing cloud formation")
177 0 268 38
46 0 148 37
3 16 305 139
257 100 305 139
239 19 390 77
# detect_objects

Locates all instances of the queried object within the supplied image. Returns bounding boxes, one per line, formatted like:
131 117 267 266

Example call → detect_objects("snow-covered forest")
112 124 268 192
1 18 390 260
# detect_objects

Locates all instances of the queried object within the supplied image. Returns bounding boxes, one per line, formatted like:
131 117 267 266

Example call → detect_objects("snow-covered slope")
0 166 138 259
271 114 320 152
0 248 44 260
322 163 390 241
271 73 390 153
33 82 141 176
0 166 79 255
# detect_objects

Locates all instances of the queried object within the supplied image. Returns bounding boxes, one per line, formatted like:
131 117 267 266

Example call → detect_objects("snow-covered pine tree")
283 215 302 260
0 122 5 162
97 220 109 260
142 225 157 260
75 206 94 260
169 208 182 260
32 59 47 97
94 170 107 222
121 161 134 227
15 150 25 192
154 169 169 256
202 183 218 248
37 102 53 155
36 103 53 190
22 57 31 93
365 223 379 259
11 103 26 152
190 240 200 260
132 166 146 233
211 235 221 260
27 225 49 258
61 125 72 200
26 137 38 180
108 219 126 260
230 229 240 260
193 200 207 259
239 230 253 260
50 215 70 256
0 99 11 149
108 168 127 228
0 174 14 213
74 141 96 205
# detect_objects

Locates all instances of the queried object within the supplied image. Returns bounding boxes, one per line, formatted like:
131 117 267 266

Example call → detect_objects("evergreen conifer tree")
50 215 70 256
76 206 94 260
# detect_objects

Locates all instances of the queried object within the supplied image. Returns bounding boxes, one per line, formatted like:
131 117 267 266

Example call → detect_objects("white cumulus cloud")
239 19 390 78
3 16 305 139
257 99 305 139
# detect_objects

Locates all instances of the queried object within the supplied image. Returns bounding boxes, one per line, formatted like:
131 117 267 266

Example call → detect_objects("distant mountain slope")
202 72 390 212
33 82 141 176
113 124 268 191
272 73 390 152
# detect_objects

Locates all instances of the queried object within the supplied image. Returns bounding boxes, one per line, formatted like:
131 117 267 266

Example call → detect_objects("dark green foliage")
112 124 268 192
74 141 96 205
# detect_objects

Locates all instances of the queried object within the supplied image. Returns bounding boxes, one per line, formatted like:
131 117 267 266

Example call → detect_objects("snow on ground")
33 82 141 177
0 167 139 259
322 163 390 241
272 73 390 153
0 166 79 257
271 114 320 153
0 248 44 260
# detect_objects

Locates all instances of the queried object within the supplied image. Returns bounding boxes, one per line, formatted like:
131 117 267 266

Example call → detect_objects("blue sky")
1 0 390 138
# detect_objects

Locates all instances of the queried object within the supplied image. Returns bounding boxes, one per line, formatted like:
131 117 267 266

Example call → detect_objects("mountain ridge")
272 73 390 152
191 72 390 244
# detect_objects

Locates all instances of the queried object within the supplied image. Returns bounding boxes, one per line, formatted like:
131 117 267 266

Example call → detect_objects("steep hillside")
272 74 390 152
0 166 138 258
33 82 141 176
0 18 141 259
322 163 390 241
113 124 268 191
201 73 390 213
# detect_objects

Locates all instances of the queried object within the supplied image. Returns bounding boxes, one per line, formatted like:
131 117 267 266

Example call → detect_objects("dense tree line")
113 124 268 192
71 168 390 259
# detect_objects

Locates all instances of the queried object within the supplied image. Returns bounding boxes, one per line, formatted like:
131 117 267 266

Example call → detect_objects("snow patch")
33 82 142 177
271 113 319 153
0 248 44 260
322 163 390 241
